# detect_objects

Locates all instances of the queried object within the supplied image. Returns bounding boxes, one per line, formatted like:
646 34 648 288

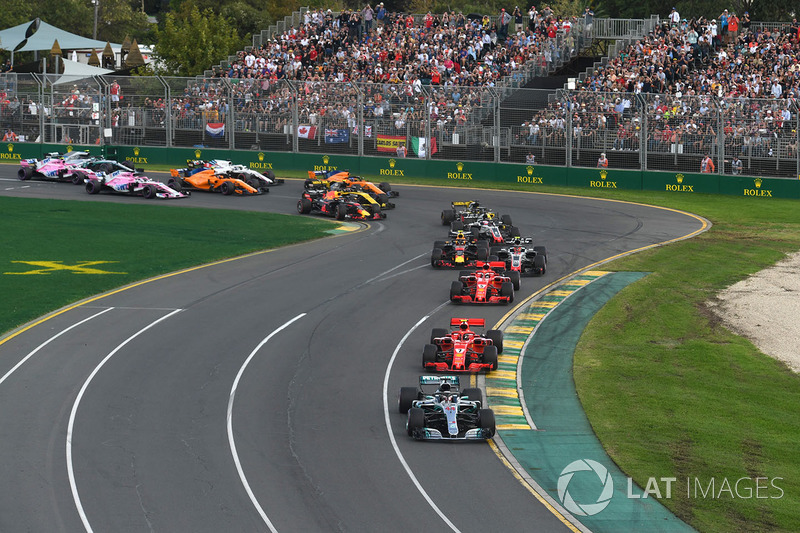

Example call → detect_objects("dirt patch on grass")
707 251 800 373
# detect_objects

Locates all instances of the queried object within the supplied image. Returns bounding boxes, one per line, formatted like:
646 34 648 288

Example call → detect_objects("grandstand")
0 8 798 178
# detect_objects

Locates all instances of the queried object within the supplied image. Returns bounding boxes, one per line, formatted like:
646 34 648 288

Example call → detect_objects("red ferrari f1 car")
423 318 502 372
449 262 515 304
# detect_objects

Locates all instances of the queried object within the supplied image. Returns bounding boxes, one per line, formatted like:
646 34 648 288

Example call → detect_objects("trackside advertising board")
5 143 799 199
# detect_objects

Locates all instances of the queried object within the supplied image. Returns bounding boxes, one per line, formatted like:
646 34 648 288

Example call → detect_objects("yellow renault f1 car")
305 170 397 208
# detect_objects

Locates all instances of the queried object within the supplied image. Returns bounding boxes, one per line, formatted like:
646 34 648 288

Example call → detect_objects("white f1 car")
203 160 284 188
398 375 495 440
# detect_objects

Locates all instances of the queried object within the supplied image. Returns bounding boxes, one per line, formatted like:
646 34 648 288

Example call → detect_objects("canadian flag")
298 125 317 139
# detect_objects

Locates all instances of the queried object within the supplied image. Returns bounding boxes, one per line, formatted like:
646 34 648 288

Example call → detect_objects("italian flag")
411 137 437 158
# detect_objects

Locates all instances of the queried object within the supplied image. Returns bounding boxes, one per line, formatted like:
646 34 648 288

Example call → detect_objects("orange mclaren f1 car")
168 163 264 196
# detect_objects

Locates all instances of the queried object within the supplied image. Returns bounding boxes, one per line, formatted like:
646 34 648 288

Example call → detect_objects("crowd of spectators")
513 10 800 171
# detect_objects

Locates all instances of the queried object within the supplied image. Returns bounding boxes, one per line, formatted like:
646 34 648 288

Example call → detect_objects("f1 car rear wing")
474 261 509 271
452 201 479 209
449 318 485 328
420 375 460 387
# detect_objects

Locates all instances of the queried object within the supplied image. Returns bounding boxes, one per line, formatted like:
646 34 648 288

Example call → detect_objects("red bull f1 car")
297 188 385 220
423 318 502 372
450 262 515 304
305 170 397 208
398 375 495 441
431 231 489 268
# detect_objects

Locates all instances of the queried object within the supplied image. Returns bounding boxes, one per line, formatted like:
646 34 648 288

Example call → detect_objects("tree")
153 1 242 76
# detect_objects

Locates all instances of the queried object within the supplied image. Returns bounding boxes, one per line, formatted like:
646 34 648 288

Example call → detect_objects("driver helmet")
459 321 469 331
439 382 451 393
513 237 522 245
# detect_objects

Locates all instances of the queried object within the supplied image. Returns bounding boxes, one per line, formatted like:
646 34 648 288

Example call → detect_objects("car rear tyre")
85 180 101 194
482 345 498 370
533 254 546 275
298 198 312 214
509 226 521 237
463 388 482 404
441 209 455 225
167 177 182 192
451 221 464 231
500 282 514 302
422 344 437 368
407 408 425 437
431 248 443 267
450 281 464 302
478 409 496 437
399 387 419 414
507 270 521 290
433 240 446 250
430 328 449 344
378 181 391 193
476 247 489 261
501 214 512 225
486 329 504 353
533 245 547 260
18 167 33 180
459 270 473 279
377 193 389 206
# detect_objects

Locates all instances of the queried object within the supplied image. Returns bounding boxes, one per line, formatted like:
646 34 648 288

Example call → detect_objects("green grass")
0 196 335 334
3 170 800 532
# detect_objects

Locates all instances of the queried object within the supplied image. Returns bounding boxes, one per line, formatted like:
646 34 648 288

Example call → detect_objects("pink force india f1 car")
83 169 189 199
18 151 93 184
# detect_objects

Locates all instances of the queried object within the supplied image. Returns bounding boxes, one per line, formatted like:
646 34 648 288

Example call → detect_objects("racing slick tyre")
488 255 499 262
486 329 504 353
533 245 547 261
482 345 498 370
167 177 182 192
71 173 84 185
85 180 102 194
477 240 490 250
99 163 113 174
506 270 521 291
433 240 446 250
450 281 464 302
335 203 348 220
451 221 464 231
370 204 382 216
246 177 262 191
430 328 449 344
509 226 521 238
501 214 513 226
407 408 425 437
478 409 496 437
476 247 489 261
459 270 473 279
431 248 443 268
463 388 482 404
220 181 235 195
441 209 455 225
376 193 389 206
399 387 419 414
297 198 312 214
265 170 278 183
500 282 514 302
422 344 438 368
18 167 33 180
533 254 546 275
142 184 157 199
378 182 392 193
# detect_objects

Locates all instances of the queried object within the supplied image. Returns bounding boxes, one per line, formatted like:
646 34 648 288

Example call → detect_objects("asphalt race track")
0 167 705 532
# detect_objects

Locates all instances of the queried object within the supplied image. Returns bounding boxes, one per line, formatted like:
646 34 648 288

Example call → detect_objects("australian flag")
325 128 350 144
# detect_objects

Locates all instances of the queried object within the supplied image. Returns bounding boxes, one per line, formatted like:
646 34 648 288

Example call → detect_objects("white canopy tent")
52 59 113 84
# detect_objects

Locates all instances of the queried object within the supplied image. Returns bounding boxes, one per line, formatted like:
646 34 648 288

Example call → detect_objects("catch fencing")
1 73 797 179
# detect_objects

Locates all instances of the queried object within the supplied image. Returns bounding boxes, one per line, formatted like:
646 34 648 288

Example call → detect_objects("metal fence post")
357 86 364 157
638 94 647 171
289 81 299 153
716 96 725 175
493 89 500 163
158 77 171 148
565 94 572 168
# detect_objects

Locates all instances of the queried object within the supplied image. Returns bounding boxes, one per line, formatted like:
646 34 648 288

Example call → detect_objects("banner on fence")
325 128 350 144
376 134 406 153
411 136 437 158
298 125 317 139
352 125 373 137
205 123 225 137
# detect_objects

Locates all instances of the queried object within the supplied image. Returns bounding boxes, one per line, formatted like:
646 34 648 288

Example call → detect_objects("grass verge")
0 196 334 335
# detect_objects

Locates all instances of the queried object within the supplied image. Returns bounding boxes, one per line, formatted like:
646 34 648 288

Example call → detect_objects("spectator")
669 7 680 27
110 80 121 108
701 153 715 173
731 155 743 174
363 4 374 33
513 7 523 34
2 129 18 141
583 7 594 37
526 151 535 163
597 152 608 167
396 143 407 157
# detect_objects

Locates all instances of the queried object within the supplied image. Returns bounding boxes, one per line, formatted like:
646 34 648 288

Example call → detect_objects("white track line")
0 308 114 388
227 313 306 533
382 311 461 533
67 308 182 533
